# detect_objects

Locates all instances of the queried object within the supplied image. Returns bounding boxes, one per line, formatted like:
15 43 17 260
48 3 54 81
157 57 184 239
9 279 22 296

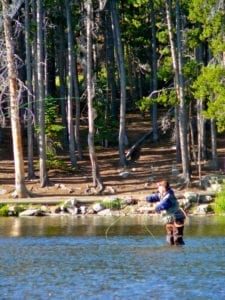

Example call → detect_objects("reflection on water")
0 215 225 299
0 215 225 238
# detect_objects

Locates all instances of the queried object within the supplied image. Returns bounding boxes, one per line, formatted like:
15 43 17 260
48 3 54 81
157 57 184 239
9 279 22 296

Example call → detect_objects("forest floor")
0 111 225 204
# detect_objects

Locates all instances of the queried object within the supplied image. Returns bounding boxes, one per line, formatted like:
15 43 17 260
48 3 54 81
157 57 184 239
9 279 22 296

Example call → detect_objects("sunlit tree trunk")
166 0 190 184
210 119 218 169
37 0 48 187
165 0 181 164
65 0 77 167
175 0 190 183
149 0 158 141
2 0 29 198
110 0 127 166
25 0 35 179
57 18 68 149
86 0 103 191
103 0 117 120
72 31 82 160
31 0 38 122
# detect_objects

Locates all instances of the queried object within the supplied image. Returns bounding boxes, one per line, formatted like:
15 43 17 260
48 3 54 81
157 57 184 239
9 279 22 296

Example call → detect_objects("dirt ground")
0 113 224 201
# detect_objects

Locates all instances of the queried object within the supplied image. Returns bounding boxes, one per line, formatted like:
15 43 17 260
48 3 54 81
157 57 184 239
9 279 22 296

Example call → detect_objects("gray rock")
19 209 47 216
97 209 112 216
92 203 105 213
184 192 199 202
193 204 212 215
67 207 78 215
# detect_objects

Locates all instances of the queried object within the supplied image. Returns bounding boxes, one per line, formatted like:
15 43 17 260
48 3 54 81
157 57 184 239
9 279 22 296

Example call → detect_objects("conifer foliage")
0 0 225 195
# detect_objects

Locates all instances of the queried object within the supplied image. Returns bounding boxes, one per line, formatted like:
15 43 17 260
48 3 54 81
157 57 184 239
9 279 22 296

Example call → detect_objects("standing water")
0 215 225 299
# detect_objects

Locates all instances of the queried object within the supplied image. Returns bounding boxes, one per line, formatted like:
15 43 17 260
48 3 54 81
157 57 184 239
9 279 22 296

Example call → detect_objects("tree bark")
210 119 218 169
86 0 103 192
103 1 117 120
2 0 29 198
65 0 77 167
37 0 49 187
149 0 158 141
165 0 181 164
166 0 190 184
25 0 35 179
110 0 127 166
57 19 68 149
175 0 190 183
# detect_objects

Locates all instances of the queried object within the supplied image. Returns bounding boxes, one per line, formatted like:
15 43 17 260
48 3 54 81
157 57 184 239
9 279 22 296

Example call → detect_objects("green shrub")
214 184 225 214
13 205 26 216
0 204 9 216
101 198 122 210
46 152 77 172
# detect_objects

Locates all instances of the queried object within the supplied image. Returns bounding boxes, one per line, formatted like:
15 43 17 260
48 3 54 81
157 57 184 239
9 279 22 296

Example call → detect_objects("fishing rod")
104 199 161 246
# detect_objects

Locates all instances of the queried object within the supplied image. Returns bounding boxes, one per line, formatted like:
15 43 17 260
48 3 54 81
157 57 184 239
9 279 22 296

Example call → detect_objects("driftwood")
126 108 176 162
126 130 153 161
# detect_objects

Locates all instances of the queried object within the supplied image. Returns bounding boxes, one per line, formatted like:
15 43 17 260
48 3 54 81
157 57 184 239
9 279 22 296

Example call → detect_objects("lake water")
0 215 225 300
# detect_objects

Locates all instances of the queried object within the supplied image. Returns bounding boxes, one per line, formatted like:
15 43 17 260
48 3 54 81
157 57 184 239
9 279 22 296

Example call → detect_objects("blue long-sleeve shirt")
146 188 185 221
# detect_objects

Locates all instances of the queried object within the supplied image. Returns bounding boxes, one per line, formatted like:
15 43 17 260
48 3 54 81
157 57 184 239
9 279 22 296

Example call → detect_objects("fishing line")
105 215 124 239
144 219 161 246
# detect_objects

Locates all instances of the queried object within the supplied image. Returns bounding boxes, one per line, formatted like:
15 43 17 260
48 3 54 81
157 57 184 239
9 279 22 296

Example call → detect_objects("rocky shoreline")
0 191 215 217
0 173 223 217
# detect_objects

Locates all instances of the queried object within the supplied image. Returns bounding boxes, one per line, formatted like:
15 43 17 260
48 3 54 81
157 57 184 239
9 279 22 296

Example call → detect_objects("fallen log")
126 130 153 161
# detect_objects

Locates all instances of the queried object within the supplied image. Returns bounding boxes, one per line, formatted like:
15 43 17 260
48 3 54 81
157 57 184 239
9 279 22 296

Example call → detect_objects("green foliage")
157 56 173 82
192 65 225 132
126 0 149 6
46 152 76 171
214 184 225 214
183 61 200 81
35 97 64 150
101 198 122 210
36 97 65 155
135 96 154 112
0 204 9 216
93 99 118 145
45 97 60 127
188 0 217 24
13 205 26 216
185 27 201 49
0 204 25 216
188 0 225 56
136 89 178 112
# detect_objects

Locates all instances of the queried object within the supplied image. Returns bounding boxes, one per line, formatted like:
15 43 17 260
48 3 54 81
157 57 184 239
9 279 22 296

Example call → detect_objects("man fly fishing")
146 180 186 246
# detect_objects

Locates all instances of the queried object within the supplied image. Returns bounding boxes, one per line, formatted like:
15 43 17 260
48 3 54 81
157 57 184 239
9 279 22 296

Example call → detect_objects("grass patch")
214 184 225 214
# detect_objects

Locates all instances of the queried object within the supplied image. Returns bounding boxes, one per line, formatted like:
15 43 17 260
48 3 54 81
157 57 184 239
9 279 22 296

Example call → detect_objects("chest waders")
166 220 185 245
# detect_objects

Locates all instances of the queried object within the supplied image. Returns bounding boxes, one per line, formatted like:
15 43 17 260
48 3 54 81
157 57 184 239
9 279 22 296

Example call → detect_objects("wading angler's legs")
173 223 185 245
166 223 174 245
166 222 185 246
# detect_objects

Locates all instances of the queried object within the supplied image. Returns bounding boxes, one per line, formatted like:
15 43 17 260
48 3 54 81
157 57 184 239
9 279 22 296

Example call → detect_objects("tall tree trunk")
210 119 218 169
103 1 117 120
37 0 48 187
25 0 35 179
149 0 158 141
86 0 103 191
197 98 205 183
72 35 82 159
110 0 127 166
46 28 56 97
31 0 38 125
57 19 68 149
166 0 190 183
2 0 29 198
65 0 77 167
165 0 181 164
175 0 190 183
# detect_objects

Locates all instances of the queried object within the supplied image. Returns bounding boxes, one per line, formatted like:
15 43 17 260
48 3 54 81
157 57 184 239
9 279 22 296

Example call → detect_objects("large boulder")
201 174 225 192
19 209 49 217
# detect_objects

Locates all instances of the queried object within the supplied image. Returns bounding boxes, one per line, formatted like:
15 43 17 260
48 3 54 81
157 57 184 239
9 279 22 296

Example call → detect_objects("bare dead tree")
1 0 29 198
